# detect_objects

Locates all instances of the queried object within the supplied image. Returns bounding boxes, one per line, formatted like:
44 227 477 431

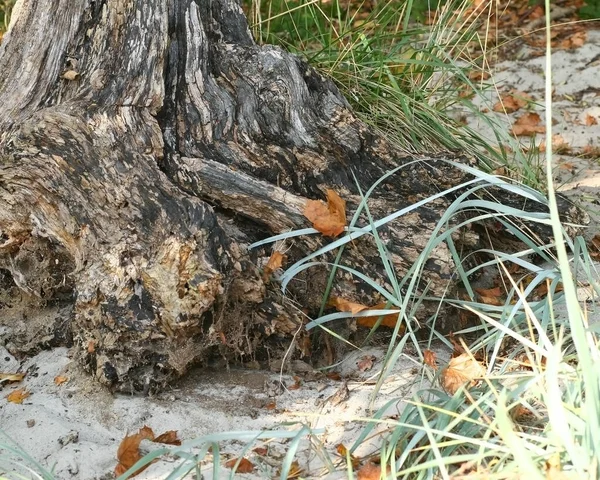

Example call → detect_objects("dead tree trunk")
0 0 584 392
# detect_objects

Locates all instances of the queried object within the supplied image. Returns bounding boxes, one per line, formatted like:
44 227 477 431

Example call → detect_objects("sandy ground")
0 344 441 479
1 25 600 480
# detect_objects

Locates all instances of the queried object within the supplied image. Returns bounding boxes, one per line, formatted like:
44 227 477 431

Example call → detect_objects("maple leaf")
357 355 376 372
114 433 147 477
262 251 286 282
114 426 162 477
511 112 545 136
423 349 437 369
304 189 346 238
6 388 30 404
154 430 181 445
225 457 255 473
493 90 531 113
441 353 486 395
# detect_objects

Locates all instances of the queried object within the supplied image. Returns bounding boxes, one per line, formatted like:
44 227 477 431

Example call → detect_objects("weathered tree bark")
0 0 585 392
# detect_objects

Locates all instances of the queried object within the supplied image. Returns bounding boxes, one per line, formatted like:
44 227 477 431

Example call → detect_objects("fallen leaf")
326 371 342 381
285 460 303 478
357 462 383 480
265 401 277 410
336 443 360 469
586 113 598 126
115 433 146 477
153 430 181 446
225 457 255 473
139 425 155 441
54 376 69 386
304 189 347 238
87 340 96 353
475 286 504 306
493 90 531 113
288 375 302 390
511 112 545 136
357 355 376 372
423 349 437 369
357 303 404 330
262 251 286 281
0 373 25 384
328 296 370 315
6 388 30 404
253 446 268 456
441 353 486 395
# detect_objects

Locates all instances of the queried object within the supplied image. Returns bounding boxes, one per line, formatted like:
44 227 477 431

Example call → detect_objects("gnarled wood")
0 0 585 392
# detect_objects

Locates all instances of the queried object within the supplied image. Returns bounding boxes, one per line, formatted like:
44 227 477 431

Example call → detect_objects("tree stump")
0 0 585 392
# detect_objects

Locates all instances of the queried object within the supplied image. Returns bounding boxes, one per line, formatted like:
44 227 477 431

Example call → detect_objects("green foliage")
579 0 600 20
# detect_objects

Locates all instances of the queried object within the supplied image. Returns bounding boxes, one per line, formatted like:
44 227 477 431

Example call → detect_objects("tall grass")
246 0 544 185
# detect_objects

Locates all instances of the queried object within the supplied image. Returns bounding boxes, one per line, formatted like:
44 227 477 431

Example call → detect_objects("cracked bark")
0 0 585 392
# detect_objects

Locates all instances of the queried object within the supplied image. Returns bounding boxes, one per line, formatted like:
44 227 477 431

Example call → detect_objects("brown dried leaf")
0 373 25 384
6 388 30 404
115 433 146 477
304 189 346 238
511 112 545 136
423 349 437 369
357 462 383 480
441 353 486 395
357 303 404 330
139 425 155 441
253 446 268 456
357 355 376 372
475 286 504 306
288 375 302 390
54 376 69 386
225 457 255 473
586 113 598 126
493 90 531 113
328 296 369 315
336 443 361 469
153 430 181 446
262 251 287 282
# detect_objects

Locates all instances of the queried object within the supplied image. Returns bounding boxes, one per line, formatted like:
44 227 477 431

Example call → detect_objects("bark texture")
0 0 585 392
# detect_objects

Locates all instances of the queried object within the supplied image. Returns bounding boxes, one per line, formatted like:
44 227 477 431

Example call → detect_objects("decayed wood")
0 0 585 392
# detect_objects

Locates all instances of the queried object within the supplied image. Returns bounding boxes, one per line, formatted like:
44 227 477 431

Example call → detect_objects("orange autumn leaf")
304 189 346 238
328 296 370 315
54 376 69 386
357 462 385 480
475 286 504 306
225 457 255 473
139 425 155 440
336 443 361 469
493 90 531 113
0 373 25 384
262 251 286 282
357 303 403 330
6 388 30 404
423 349 437 369
357 355 376 372
253 446 268 456
153 430 181 446
114 433 147 477
586 113 598 126
511 112 546 136
441 353 486 395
